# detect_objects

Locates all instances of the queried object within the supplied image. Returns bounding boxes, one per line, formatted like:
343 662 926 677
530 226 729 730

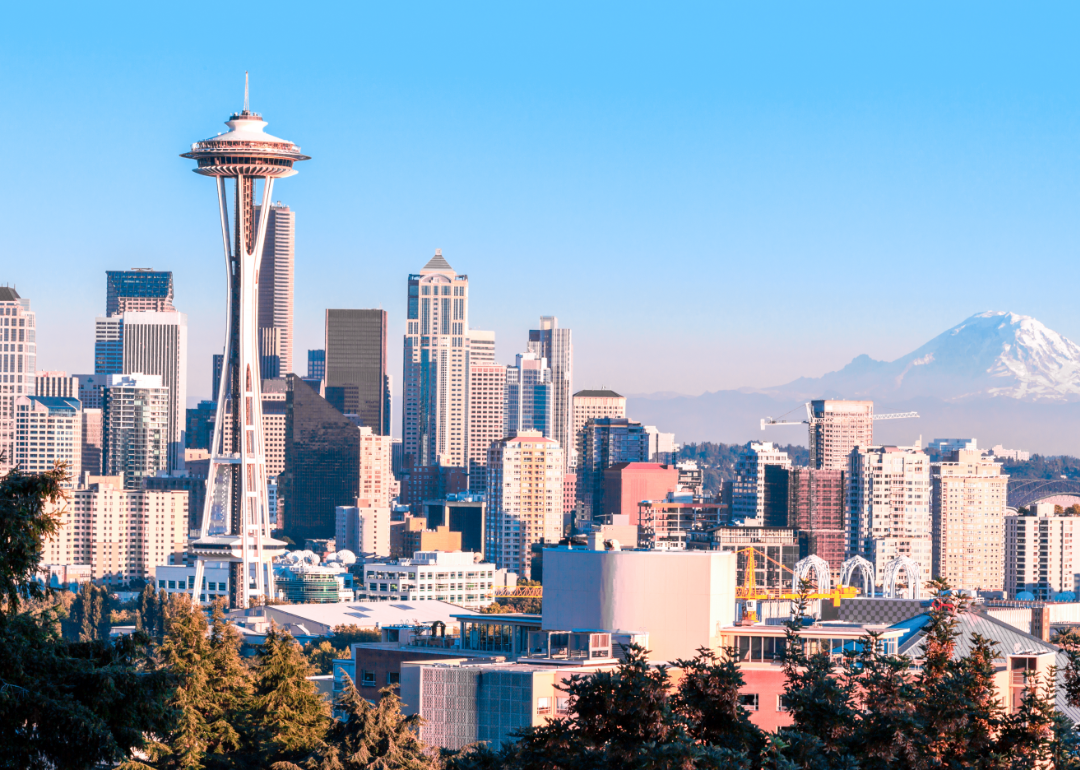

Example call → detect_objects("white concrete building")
0 287 36 475
847 444 932 583
157 562 232 603
542 547 738 662
14 396 81 485
359 550 504 609
336 504 390 557
43 475 188 585
932 449 1008 592
732 442 791 524
1005 510 1080 600
486 432 564 576
102 373 170 489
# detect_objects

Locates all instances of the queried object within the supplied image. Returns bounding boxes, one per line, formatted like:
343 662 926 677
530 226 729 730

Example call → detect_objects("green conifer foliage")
247 625 330 767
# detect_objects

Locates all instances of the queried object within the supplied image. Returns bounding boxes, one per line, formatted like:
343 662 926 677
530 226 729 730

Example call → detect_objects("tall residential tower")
256 202 294 376
528 317 572 465
0 287 36 474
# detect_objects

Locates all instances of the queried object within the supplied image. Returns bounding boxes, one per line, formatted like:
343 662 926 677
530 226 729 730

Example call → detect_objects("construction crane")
760 401 918 431
735 546 859 622
493 586 543 599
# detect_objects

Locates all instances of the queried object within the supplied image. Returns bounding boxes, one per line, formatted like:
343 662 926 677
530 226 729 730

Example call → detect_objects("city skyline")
4 3 1080 423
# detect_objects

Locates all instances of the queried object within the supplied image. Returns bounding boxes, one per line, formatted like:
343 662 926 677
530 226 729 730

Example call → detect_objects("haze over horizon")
3 3 1080 429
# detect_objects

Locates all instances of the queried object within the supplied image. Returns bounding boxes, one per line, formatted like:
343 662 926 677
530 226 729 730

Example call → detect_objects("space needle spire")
181 77 310 608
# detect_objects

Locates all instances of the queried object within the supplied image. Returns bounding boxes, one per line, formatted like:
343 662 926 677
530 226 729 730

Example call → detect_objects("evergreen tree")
299 676 436 770
246 624 330 768
137 582 166 643
305 638 350 675
841 631 918 769
673 646 765 757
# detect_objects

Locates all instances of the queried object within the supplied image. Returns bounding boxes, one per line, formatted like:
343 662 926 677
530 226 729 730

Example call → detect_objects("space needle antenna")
244 71 249 112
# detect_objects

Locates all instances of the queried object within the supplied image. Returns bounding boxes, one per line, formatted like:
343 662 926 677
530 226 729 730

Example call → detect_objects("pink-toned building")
601 462 679 524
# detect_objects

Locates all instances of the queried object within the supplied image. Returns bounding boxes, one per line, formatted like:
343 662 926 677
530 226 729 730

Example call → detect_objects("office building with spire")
402 250 469 468
0 287 37 474
257 202 294 376
528 317 572 465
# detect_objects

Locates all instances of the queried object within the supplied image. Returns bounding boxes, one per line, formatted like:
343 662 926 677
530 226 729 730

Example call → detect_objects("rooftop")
259 599 465 630
0 287 21 302
421 249 454 273
575 389 624 399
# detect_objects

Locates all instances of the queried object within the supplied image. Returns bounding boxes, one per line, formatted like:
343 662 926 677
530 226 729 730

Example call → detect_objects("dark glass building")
307 349 325 379
185 400 216 450
280 374 360 542
325 309 389 435
577 417 649 522
423 495 486 554
105 269 174 315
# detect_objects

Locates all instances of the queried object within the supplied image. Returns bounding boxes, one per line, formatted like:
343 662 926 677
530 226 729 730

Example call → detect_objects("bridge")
1008 478 1080 509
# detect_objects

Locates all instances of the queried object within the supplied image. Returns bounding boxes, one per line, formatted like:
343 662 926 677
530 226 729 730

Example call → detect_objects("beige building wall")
810 399 874 471
486 432 564 576
466 363 507 474
932 450 1008 591
42 477 187 585
1005 513 1080 599
571 389 625 467
359 426 398 508
542 548 738 662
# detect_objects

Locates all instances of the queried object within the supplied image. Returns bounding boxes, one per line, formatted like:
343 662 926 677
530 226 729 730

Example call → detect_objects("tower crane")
760 402 918 431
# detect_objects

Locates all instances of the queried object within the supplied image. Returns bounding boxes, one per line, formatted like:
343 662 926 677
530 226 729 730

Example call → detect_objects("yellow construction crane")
493 585 543 598
735 546 858 607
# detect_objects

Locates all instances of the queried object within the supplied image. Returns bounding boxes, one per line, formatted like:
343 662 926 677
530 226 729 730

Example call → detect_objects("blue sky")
3 2 1078 423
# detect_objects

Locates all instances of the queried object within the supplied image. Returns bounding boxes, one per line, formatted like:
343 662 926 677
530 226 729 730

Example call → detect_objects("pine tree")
673 646 765 758
301 676 437 770
841 631 918 769
246 624 330 768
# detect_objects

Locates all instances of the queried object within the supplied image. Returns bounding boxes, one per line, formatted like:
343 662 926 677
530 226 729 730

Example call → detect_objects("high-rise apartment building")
307 349 325 380
262 378 288 479
577 417 649 523
485 432 564 576
931 449 1008 592
41 475 187 585
847 444 932 582
788 468 846 576
527 317 572 466
102 374 169 490
14 396 81 485
358 426 399 508
74 373 108 410
256 203 295 376
466 361 507 494
809 400 874 471
335 504 390 557
1005 508 1080 600
105 269 174 315
505 352 553 439
35 371 76 398
0 287 36 474
81 407 103 476
402 250 469 467
732 442 792 524
572 389 626 463
326 309 389 435
94 310 188 471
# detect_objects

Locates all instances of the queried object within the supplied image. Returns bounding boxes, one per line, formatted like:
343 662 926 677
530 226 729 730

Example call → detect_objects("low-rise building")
358 550 500 609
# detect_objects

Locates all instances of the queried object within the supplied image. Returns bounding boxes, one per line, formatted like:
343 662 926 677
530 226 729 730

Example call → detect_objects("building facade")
326 309 390 435
359 426 399 508
307 349 326 380
1005 511 1080 600
466 362 506 494
105 269 174 315
0 287 36 474
601 462 679 524
571 389 626 464
361 551 499 609
14 396 81 485
81 407 103 477
102 374 169 489
35 371 76 398
931 449 1008 592
847 444 932 582
486 432 564 576
810 399 874 471
42 476 187 585
505 352 553 439
527 317 572 468
576 418 649 523
335 504 390 557
732 442 792 525
787 467 845 575
256 203 295 376
402 250 469 468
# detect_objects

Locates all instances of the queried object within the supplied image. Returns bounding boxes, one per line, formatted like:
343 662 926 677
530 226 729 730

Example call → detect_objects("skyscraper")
402 250 469 467
105 269 174 315
35 371 76 398
14 396 82 485
528 317 572 465
325 309 389 435
505 352 553 438
577 417 649 523
181 83 304 607
0 287 37 474
102 373 169 489
931 449 1007 592
307 349 325 379
732 442 792 524
256 202 294 376
571 389 626 467
847 443 932 583
81 407 103 477
465 360 506 494
788 467 846 576
467 329 495 363
809 400 874 471
485 432 564 576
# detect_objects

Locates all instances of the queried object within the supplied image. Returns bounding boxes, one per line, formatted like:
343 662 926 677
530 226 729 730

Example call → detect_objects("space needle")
182 75 309 608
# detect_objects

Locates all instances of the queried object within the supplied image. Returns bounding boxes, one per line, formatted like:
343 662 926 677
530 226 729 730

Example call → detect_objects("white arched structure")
792 555 832 594
883 556 923 599
840 556 876 598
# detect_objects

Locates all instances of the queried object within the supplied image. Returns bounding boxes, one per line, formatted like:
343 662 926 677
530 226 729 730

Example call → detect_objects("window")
777 695 791 712
361 670 376 687
387 672 400 685
556 697 570 715
738 694 759 712
536 697 551 715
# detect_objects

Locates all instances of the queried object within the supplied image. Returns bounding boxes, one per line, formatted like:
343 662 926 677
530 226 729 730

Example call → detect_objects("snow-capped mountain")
767 311 1080 403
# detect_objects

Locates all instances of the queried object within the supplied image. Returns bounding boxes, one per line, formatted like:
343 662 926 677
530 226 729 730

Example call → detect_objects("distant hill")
627 312 1080 455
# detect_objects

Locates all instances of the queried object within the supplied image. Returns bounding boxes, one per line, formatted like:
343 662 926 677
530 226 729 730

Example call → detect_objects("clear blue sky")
3 2 1078 426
